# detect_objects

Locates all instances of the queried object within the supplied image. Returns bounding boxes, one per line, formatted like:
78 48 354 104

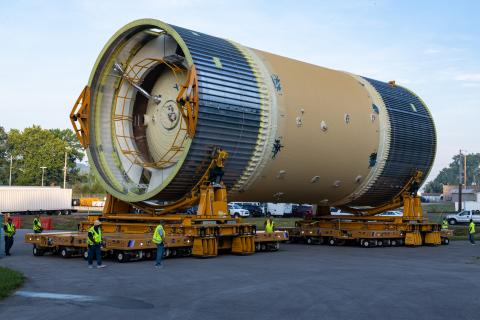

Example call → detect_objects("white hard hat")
94 220 102 226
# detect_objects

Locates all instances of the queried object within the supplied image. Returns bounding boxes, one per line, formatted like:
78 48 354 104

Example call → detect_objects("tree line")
0 125 104 195
424 153 480 193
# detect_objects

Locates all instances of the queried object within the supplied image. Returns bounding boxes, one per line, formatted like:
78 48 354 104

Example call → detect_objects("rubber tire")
60 248 70 258
443 238 450 245
329 238 336 246
448 219 457 225
234 213 240 218
362 240 370 248
377 240 383 247
391 239 397 246
33 246 44 256
306 237 313 245
116 252 128 263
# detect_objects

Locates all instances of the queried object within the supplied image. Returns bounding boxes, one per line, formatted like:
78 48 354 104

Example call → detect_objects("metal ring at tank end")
86 19 196 203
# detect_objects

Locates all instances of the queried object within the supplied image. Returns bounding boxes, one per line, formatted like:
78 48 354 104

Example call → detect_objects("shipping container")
0 187 72 215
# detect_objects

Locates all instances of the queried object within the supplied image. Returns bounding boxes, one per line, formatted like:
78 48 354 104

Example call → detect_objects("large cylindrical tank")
86 19 436 207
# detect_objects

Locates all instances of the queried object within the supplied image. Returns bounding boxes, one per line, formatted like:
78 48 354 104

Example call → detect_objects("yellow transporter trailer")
282 186 454 247
24 150 289 262
25 227 288 262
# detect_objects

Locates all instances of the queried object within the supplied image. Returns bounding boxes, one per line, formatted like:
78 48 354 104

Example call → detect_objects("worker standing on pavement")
152 223 165 268
265 217 274 234
3 218 16 256
441 218 449 230
33 215 43 234
468 219 475 245
87 220 106 268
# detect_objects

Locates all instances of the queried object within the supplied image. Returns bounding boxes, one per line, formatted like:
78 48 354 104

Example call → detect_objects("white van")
264 203 293 217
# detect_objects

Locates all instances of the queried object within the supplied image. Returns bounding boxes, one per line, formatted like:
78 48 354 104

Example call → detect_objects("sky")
0 0 478 183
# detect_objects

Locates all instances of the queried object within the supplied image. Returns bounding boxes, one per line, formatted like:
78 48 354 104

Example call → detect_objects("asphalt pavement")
1 229 480 320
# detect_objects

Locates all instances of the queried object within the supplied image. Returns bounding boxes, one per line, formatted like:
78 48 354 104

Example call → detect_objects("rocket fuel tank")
85 19 436 208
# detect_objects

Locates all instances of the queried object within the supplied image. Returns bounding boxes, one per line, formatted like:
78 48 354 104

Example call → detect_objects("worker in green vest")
87 220 106 268
33 215 43 234
3 218 16 256
265 217 274 233
152 224 165 268
468 219 476 245
441 218 449 230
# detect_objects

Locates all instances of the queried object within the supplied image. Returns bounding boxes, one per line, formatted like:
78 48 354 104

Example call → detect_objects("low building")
421 193 443 203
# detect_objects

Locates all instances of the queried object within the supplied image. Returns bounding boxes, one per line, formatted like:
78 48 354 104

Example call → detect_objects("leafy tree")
0 126 8 184
6 126 84 187
424 153 480 193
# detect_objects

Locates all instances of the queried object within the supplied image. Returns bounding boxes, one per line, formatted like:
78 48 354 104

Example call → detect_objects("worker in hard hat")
264 217 274 234
152 223 165 269
87 220 106 268
441 218 449 230
468 219 476 245
33 215 43 234
3 218 16 256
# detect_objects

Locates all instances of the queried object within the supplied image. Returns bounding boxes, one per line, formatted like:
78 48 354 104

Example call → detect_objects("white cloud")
454 73 480 82
424 48 441 55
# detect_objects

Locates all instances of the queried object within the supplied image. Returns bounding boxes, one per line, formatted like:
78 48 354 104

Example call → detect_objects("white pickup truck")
228 204 250 218
445 210 480 225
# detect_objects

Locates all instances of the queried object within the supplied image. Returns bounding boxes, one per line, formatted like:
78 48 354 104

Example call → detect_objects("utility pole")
458 150 468 212
9 155 12 186
40 166 47 187
63 151 68 189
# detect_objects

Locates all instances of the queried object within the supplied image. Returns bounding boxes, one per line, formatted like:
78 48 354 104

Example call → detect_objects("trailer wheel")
443 238 450 245
116 251 128 263
274 242 280 251
328 238 336 246
377 240 383 247
60 248 70 258
144 251 152 260
391 239 397 246
362 240 370 248
33 246 44 256
255 243 261 251
306 237 313 245
261 244 267 251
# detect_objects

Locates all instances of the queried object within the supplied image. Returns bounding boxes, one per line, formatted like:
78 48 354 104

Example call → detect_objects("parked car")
330 207 352 216
378 210 403 217
228 203 250 218
292 204 313 218
445 210 480 225
264 203 293 217
237 203 263 217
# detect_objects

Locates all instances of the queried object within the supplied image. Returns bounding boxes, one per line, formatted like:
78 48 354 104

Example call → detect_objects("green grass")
0 267 24 299
16 215 84 231
422 202 455 213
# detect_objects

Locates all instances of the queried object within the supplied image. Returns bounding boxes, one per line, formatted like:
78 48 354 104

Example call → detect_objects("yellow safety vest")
469 222 476 234
441 221 448 230
265 221 274 233
33 218 42 231
5 223 15 237
87 226 102 245
152 225 165 244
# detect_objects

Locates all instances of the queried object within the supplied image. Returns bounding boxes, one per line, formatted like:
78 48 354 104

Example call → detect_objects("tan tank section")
230 48 385 206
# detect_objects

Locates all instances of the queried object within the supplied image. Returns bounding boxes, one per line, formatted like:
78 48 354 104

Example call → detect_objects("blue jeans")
155 244 164 266
469 233 475 244
88 244 102 266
